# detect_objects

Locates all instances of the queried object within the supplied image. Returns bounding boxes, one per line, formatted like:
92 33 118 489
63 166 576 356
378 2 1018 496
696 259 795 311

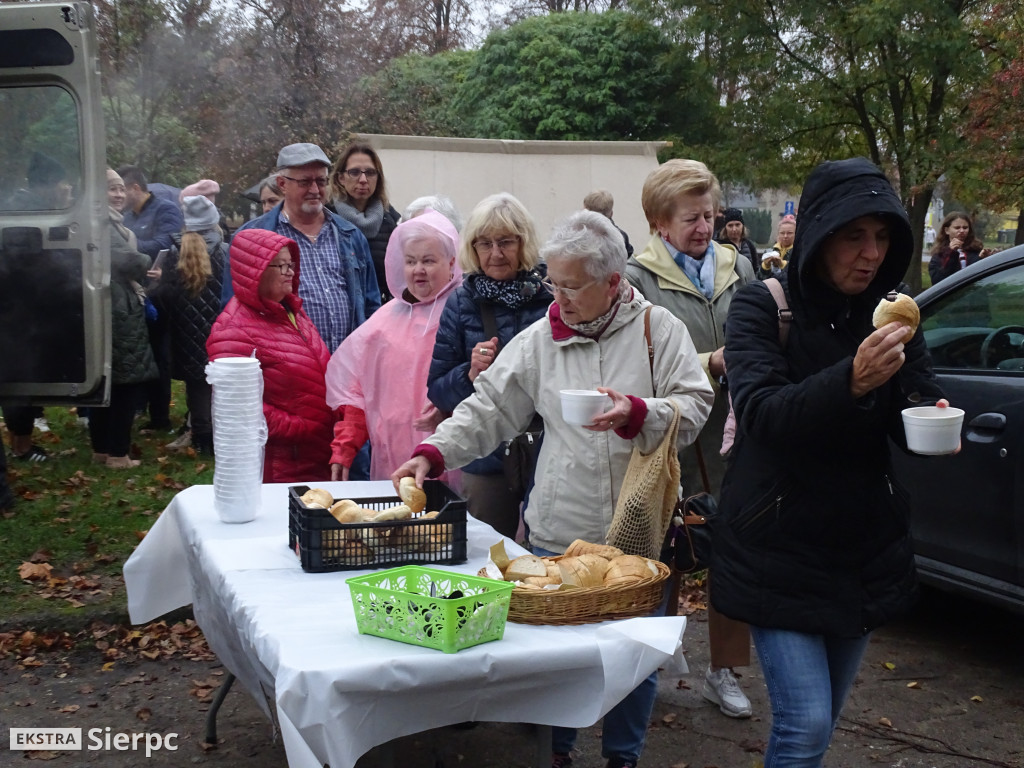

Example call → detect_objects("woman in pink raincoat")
326 210 461 480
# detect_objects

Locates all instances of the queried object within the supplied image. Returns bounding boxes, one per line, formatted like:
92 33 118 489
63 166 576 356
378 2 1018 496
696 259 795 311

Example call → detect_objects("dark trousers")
1 404 35 437
0 422 12 508
90 383 143 457
184 376 212 442
143 320 172 427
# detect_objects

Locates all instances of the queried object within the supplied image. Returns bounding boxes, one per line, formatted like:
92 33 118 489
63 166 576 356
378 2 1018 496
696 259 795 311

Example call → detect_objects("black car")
892 244 1024 613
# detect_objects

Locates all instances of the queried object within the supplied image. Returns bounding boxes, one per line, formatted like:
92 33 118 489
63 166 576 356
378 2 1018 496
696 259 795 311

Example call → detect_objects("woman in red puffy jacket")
206 229 335 482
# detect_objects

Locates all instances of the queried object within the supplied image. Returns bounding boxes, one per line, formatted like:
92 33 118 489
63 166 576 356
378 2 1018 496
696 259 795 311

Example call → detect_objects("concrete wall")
358 134 667 251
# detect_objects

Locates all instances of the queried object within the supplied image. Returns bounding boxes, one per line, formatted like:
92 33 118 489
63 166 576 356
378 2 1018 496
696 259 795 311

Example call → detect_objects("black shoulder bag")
479 303 543 499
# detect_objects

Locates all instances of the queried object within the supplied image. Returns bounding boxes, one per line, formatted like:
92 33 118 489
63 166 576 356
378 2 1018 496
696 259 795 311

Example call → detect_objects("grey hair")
541 209 627 280
258 174 281 195
403 195 463 232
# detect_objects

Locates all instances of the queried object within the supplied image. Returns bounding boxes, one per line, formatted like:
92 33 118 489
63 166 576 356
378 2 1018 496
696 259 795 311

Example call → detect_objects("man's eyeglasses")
540 277 598 300
472 236 520 256
268 262 296 274
343 168 379 180
280 175 329 189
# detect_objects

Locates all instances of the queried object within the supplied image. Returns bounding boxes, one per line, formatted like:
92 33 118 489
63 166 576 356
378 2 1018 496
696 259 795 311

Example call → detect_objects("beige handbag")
606 399 682 560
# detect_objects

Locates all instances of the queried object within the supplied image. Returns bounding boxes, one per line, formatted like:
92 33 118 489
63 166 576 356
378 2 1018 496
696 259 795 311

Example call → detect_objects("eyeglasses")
541 277 598 300
472 236 520 256
267 262 296 274
280 175 329 189
343 168 379 180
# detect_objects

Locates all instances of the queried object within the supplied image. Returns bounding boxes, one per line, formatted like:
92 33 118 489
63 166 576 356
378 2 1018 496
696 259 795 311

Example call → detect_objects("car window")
0 86 81 211
920 264 1024 371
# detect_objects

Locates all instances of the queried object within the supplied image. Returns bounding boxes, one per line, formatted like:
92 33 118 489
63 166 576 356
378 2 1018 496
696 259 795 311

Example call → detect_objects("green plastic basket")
347 566 514 653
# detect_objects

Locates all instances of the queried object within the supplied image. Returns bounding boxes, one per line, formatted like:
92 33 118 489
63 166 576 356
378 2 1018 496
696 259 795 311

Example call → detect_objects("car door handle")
968 412 1006 431
965 412 1006 444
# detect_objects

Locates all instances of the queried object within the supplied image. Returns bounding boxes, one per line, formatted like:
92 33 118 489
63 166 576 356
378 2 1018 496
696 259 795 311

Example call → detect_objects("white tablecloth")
123 481 687 768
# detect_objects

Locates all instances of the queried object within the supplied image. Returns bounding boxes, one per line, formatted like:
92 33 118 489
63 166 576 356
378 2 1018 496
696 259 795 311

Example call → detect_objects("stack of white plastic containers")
205 355 268 523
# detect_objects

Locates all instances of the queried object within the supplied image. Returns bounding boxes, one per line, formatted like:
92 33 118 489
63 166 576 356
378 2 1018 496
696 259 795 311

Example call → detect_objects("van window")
0 86 81 212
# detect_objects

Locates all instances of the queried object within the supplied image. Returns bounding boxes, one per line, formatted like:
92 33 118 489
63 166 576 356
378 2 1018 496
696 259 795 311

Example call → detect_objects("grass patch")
0 382 213 625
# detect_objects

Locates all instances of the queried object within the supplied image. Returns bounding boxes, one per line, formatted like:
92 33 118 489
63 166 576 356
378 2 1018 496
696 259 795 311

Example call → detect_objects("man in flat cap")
225 143 380 354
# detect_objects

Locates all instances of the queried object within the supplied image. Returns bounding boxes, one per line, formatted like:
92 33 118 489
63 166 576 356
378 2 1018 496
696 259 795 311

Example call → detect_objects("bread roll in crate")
479 539 670 625
288 481 467 573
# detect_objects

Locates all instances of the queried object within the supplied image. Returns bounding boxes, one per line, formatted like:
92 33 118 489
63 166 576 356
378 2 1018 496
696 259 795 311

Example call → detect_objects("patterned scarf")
334 198 384 240
472 270 547 309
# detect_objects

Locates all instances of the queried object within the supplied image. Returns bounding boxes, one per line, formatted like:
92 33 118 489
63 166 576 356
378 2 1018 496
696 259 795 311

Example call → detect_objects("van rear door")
0 1 109 404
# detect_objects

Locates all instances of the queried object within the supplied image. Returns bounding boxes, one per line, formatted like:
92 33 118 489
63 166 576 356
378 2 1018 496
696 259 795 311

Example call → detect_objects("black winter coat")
369 205 400 302
713 158 944 638
109 218 158 386
149 231 226 381
427 270 552 475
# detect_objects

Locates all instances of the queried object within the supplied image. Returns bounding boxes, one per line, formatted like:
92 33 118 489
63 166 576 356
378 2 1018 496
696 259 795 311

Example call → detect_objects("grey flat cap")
276 143 331 170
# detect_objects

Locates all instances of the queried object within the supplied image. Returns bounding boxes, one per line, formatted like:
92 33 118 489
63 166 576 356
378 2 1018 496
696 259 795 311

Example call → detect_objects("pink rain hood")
325 210 462 480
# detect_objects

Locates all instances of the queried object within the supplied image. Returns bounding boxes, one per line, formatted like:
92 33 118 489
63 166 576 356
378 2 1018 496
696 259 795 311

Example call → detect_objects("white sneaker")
34 417 50 433
703 666 752 718
165 430 192 451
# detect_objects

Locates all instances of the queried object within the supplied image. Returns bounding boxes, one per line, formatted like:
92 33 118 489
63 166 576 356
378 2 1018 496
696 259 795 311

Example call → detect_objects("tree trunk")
1015 209 1024 246
904 189 932 295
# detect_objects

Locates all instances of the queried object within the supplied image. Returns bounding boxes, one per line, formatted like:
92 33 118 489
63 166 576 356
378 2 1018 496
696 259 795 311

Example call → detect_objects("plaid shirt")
278 212 353 353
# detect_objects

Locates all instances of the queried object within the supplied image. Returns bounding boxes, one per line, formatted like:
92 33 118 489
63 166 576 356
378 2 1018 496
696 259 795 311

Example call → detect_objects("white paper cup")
902 406 965 455
560 389 610 426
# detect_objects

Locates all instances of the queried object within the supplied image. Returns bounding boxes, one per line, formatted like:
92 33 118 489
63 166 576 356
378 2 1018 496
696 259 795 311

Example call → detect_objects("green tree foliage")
350 50 475 137
631 0 996 290
456 11 715 141
958 2 1024 242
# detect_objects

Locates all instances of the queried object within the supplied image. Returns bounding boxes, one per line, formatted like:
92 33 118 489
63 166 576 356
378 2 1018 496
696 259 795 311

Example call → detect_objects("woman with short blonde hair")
426 192 552 539
641 159 722 232
627 157 757 722
457 192 542 275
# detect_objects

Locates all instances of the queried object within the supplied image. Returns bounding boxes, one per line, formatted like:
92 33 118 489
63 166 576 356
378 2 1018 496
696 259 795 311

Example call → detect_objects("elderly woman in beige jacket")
394 209 712 768
625 158 757 721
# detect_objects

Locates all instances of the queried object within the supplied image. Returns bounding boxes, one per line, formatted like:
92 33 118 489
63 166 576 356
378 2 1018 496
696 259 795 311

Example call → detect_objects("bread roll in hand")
872 293 919 343
399 476 427 515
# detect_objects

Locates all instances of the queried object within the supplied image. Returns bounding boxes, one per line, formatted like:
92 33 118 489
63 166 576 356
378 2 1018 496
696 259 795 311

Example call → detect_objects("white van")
0 1 109 404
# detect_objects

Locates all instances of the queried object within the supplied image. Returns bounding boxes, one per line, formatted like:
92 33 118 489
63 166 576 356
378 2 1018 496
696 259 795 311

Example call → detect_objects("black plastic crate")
288 481 468 573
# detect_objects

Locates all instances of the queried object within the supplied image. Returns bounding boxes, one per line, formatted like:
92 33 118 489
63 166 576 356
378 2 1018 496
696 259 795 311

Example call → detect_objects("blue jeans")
532 545 659 763
751 625 871 768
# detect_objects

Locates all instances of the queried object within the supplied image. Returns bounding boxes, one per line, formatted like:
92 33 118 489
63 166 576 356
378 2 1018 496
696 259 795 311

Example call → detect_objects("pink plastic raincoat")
326 210 462 480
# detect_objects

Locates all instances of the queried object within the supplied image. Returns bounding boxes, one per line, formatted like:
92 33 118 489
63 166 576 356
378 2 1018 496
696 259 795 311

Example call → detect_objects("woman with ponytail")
149 195 226 455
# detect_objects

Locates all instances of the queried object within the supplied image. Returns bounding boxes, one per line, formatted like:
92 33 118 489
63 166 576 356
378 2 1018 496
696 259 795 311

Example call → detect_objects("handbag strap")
643 305 654 380
763 277 792 347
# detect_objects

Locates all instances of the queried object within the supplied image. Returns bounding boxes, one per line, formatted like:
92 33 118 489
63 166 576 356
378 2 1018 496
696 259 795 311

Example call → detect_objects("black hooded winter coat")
712 157 945 638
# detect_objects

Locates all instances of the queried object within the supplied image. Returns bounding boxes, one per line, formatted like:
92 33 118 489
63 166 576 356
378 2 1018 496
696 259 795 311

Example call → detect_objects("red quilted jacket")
206 228 335 483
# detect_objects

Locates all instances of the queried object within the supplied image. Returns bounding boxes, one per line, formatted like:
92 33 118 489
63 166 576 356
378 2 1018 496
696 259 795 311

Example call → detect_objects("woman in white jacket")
393 209 713 768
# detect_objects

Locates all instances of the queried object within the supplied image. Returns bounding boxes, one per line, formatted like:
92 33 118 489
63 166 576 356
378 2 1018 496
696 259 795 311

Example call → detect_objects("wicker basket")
482 556 670 626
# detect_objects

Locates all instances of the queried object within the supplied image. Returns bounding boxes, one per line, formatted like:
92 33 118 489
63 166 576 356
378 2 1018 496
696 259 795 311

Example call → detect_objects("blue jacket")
427 271 552 475
223 204 380 350
122 193 184 259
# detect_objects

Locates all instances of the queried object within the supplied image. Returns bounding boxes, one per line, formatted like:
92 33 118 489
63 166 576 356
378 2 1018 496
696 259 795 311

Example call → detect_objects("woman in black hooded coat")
714 157 947 767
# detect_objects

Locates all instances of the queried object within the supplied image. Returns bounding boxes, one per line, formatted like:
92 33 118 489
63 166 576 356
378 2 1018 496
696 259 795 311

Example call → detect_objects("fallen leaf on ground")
24 750 59 760
906 681 920 689
882 661 896 670
18 562 53 581
661 713 677 724
971 695 983 702
136 707 152 721
878 717 893 727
